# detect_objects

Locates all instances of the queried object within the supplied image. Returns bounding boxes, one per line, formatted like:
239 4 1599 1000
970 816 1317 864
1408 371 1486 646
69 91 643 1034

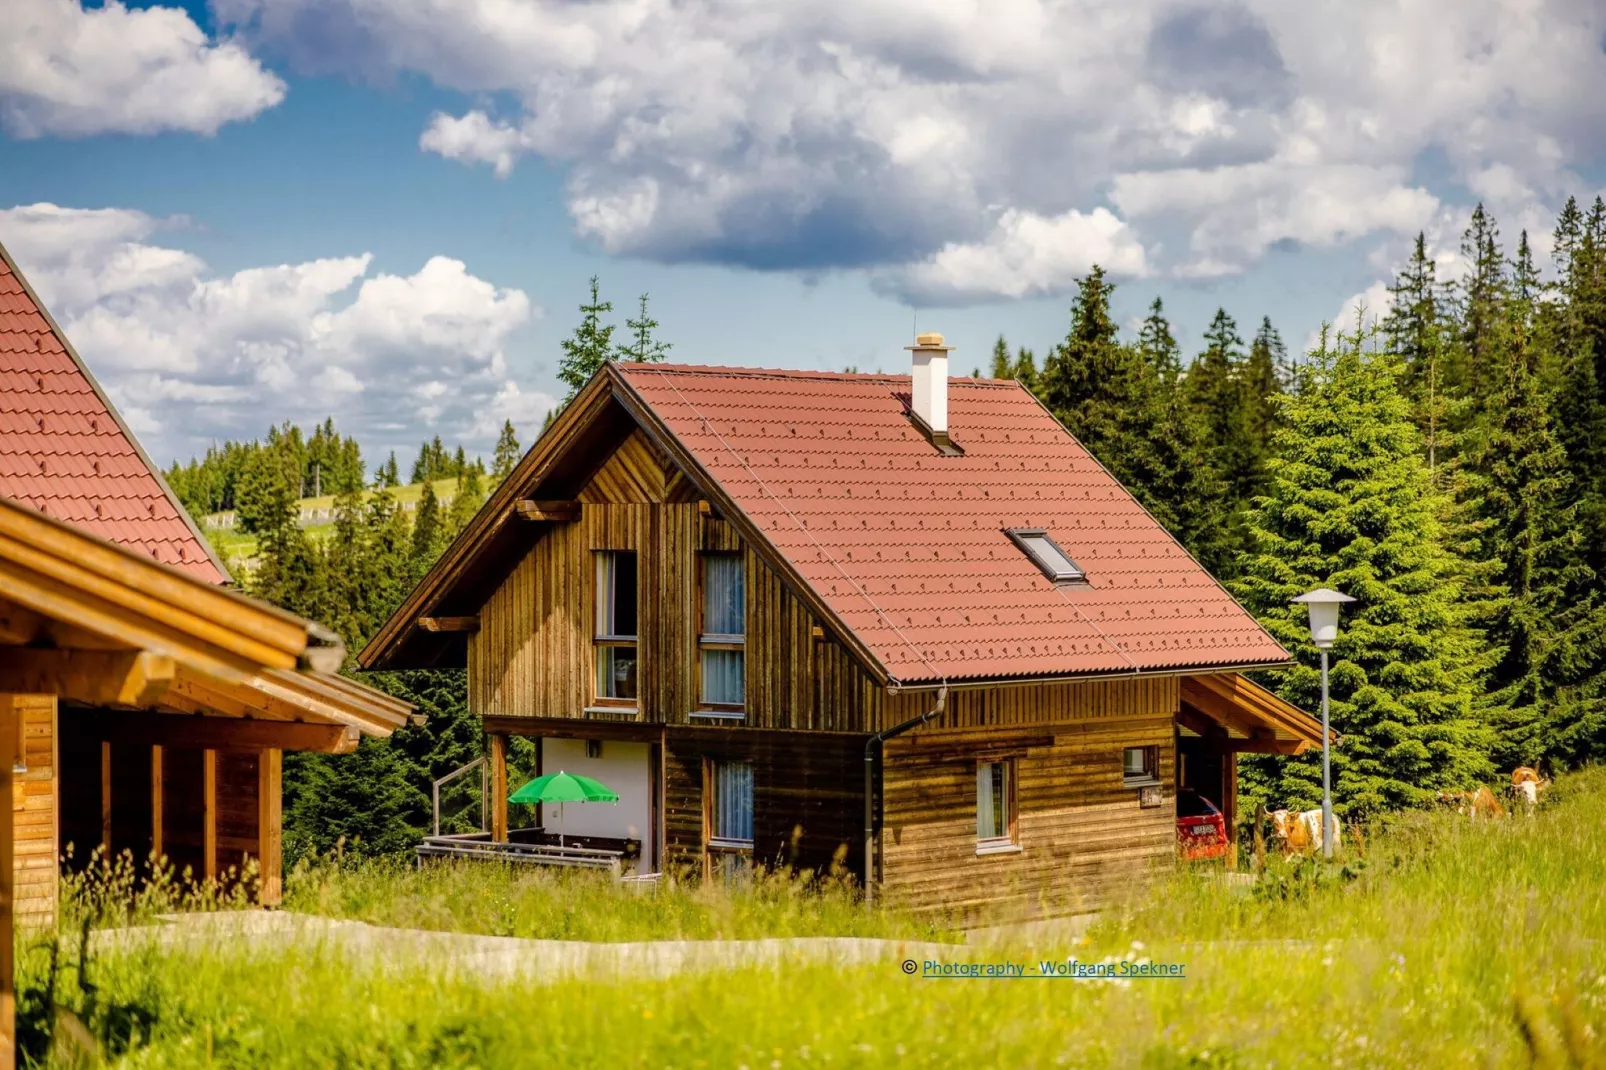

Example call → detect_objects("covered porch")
1175 673 1326 853
0 497 413 1068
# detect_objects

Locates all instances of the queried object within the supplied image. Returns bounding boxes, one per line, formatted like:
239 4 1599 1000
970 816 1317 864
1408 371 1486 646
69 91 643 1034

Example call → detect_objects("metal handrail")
432 756 488 837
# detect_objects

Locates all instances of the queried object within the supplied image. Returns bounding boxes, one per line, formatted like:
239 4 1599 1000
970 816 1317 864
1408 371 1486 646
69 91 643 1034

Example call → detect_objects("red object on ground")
0 242 225 582
1176 788 1230 860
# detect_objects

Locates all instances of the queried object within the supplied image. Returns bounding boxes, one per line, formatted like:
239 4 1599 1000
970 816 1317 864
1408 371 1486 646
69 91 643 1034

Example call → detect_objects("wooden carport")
0 496 412 1067
1175 673 1327 850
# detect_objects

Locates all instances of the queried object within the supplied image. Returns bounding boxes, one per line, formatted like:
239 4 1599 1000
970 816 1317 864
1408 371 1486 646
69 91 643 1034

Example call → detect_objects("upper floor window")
699 553 745 708
595 551 638 703
1004 528 1085 584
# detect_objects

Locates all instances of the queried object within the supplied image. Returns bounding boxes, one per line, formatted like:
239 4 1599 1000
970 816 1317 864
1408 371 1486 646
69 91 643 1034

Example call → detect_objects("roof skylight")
1005 529 1085 584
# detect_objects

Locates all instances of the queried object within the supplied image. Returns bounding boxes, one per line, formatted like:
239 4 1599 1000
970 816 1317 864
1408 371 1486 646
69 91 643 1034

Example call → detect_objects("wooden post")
1222 752 1239 871
0 697 18 1070
150 745 164 864
202 748 217 882
1252 801 1267 871
99 739 112 855
258 749 282 905
488 734 509 841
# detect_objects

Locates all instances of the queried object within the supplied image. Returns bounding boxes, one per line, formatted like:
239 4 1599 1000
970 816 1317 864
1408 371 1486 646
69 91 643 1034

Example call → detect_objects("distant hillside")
201 477 463 564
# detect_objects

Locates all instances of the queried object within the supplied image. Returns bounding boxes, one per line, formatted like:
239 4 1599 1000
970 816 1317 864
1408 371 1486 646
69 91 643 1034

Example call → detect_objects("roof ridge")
617 362 1021 387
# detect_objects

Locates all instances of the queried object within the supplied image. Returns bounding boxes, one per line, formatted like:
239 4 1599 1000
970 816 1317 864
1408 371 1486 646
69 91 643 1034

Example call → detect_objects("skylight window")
1005 529 1085 584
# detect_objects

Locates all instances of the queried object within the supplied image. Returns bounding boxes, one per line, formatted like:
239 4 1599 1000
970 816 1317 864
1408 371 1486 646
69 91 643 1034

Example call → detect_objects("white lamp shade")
1291 587 1355 649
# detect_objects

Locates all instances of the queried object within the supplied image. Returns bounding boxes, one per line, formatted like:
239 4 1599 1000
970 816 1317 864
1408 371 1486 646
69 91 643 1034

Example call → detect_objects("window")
699 554 745 708
1123 746 1159 787
976 759 1019 853
1004 528 1085 584
706 758 754 877
594 551 638 703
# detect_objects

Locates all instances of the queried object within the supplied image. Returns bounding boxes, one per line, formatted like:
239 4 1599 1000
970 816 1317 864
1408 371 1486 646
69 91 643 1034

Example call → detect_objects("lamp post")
1291 587 1354 860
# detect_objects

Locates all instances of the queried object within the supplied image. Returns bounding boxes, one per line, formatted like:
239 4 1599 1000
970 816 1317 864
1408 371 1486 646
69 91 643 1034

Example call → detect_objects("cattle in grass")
1269 808 1340 856
1439 785 1505 819
1510 767 1549 812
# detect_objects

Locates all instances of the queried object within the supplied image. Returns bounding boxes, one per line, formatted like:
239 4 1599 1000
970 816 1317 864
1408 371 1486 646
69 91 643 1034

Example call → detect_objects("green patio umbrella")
509 771 619 846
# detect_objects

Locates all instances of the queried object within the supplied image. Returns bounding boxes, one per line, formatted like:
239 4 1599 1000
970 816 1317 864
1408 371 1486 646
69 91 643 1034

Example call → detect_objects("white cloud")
0 1 285 138
208 0 1606 301
878 207 1147 305
0 203 550 466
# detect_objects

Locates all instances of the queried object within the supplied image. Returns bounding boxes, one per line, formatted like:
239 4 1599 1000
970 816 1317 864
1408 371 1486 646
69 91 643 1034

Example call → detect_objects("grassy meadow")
19 767 1606 1067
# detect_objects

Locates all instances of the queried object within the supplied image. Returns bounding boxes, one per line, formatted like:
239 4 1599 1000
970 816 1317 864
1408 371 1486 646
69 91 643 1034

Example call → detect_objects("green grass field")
20 767 1606 1067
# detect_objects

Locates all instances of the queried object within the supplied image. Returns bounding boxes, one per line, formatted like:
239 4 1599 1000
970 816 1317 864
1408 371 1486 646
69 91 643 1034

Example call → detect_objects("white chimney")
906 331 954 441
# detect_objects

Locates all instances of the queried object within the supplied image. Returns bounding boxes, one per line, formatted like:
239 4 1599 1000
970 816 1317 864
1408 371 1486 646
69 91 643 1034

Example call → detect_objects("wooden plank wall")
879 716 1177 922
6 696 55 929
661 726 865 877
468 427 1185 740
215 751 260 880
162 747 208 880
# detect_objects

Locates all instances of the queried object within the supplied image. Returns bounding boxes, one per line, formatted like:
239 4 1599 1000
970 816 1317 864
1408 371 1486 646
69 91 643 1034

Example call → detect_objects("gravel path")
90 911 957 983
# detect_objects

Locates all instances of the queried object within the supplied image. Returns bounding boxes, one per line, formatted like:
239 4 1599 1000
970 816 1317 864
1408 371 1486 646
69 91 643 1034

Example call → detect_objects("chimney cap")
907 332 953 351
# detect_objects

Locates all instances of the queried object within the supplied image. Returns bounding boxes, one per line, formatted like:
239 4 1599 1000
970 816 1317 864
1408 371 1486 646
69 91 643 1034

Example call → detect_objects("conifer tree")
1385 233 1454 476
557 276 617 400
1234 323 1493 814
616 293 672 363
1455 203 1507 415
1184 309 1270 568
409 480 444 582
989 335 1013 379
1136 297 1182 382
1470 304 1596 765
492 419 521 481
446 464 485 536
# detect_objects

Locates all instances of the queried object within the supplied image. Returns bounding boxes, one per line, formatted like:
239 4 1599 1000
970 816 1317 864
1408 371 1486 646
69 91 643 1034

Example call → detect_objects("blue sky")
2 0 1603 470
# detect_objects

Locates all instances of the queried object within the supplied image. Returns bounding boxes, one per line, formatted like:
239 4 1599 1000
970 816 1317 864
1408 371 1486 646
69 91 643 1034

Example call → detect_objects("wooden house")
361 334 1322 919
0 240 412 930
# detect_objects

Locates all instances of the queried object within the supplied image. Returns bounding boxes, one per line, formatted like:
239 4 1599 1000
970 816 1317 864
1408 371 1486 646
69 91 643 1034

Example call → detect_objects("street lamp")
1291 587 1354 860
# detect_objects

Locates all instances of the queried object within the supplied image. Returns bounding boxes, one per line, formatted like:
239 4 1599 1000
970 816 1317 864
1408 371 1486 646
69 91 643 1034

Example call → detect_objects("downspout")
864 686 947 905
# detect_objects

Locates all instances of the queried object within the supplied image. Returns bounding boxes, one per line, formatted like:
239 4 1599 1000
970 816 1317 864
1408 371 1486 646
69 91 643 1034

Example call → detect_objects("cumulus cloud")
878 207 1147 305
0 203 548 466
0 1 285 138
212 0 1606 301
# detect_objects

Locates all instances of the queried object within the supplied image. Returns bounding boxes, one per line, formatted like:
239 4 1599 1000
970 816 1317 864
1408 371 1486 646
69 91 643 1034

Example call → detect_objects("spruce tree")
1184 308 1270 569
492 419 521 481
409 480 444 582
1455 204 1507 416
557 275 617 400
616 293 672 363
1136 297 1182 382
1385 233 1453 477
1234 323 1493 815
1470 306 1596 766
989 335 1013 379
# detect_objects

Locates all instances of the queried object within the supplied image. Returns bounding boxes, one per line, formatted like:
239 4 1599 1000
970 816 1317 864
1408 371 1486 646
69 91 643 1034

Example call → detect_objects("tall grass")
281 852 951 942
19 768 1606 1067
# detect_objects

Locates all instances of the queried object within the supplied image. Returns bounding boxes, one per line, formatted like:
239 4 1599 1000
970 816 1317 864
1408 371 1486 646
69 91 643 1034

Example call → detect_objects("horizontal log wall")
9 695 55 928
880 716 1177 922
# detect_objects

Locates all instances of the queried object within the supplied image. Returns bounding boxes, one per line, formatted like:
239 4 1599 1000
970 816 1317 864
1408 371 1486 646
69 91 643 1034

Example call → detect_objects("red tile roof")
0 243 226 583
618 363 1287 685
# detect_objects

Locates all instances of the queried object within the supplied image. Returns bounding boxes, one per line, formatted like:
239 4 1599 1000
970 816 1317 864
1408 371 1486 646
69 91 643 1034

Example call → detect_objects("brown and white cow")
1510 766 1550 811
1269 808 1341 855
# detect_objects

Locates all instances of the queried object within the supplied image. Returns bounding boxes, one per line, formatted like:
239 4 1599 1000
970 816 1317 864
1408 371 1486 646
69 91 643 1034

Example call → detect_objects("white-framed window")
699 554 745 709
594 551 639 703
1004 528 1085 584
1123 746 1159 787
976 758 1019 853
706 758 754 878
